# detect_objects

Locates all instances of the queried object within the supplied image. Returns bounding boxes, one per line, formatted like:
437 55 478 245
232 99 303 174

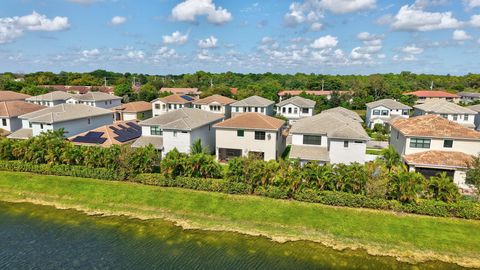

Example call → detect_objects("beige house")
413 100 477 129
26 91 73 107
230 96 275 117
159 88 201 99
193 94 236 118
214 113 286 161
276 96 315 123
113 101 152 121
403 90 460 104
151 94 194 116
389 115 480 186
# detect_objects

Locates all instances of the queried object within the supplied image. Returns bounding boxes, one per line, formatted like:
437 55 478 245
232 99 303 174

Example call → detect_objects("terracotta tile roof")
154 94 194 104
39 85 114 94
230 88 238 95
366 99 412 110
467 104 480 112
160 88 201 95
69 121 140 147
0 101 45 117
214 112 285 130
113 101 151 113
26 91 73 102
71 92 122 101
403 150 474 169
276 96 315 108
0 91 31 101
403 90 459 98
390 114 480 140
193 94 236 105
278 90 351 96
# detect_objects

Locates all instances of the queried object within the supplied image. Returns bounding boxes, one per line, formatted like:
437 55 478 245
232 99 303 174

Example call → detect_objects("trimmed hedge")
0 160 125 181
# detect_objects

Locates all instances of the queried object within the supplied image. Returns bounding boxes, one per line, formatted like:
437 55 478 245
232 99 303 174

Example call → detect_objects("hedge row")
137 174 480 220
0 160 125 181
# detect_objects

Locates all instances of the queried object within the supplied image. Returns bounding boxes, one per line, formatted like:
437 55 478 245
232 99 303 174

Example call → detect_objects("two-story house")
26 91 73 107
459 92 480 104
8 104 114 139
0 91 31 102
230 96 275 117
214 113 286 161
133 108 223 154
192 94 236 118
66 92 122 109
322 107 364 123
289 111 370 165
389 115 480 186
275 96 315 123
468 104 480 131
113 101 152 121
159 88 201 99
403 90 460 104
0 101 44 133
413 100 477 129
365 99 411 129
151 94 194 116
277 90 352 102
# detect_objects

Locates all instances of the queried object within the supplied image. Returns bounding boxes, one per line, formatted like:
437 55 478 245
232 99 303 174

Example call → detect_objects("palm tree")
381 146 401 172
427 172 460 203
387 169 425 203
190 139 208 155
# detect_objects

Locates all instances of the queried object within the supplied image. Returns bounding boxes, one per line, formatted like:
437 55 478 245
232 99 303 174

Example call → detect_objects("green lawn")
0 171 479 267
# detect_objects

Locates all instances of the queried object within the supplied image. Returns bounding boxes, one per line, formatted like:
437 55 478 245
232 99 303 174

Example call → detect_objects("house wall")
231 104 274 117
413 109 476 128
163 130 191 154
0 118 12 132
190 122 221 154
291 133 328 146
277 104 313 121
474 113 480 131
328 139 367 164
389 128 408 155
152 101 191 116
215 128 281 161
31 113 114 137
195 104 232 118
366 105 409 128
67 98 121 109
28 100 64 107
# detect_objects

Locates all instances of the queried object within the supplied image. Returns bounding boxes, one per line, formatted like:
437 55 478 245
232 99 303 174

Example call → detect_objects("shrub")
254 185 290 199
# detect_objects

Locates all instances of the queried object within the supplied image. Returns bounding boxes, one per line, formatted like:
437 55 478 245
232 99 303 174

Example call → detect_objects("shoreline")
1 195 478 269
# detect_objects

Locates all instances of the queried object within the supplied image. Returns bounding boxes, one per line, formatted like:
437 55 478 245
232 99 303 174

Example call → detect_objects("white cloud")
162 31 188 45
390 4 462 31
470 14 480 27
452 29 472 41
465 0 480 9
153 46 179 61
126 50 145 60
0 11 69 44
402 45 424 54
309 22 323 31
110 16 126 25
82 48 100 58
197 49 211 60
310 35 338 49
198 36 218 49
171 0 232 25
320 0 376 14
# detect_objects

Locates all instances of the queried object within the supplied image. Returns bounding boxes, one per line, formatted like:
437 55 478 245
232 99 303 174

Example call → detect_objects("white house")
365 99 411 129
113 101 152 121
289 110 370 165
8 104 114 139
230 96 275 117
0 101 44 133
66 92 122 109
413 100 477 129
0 91 31 102
26 91 73 107
214 113 286 162
192 94 236 118
468 104 480 131
133 108 224 154
389 115 480 186
276 96 315 123
403 90 460 104
459 92 480 104
151 94 194 116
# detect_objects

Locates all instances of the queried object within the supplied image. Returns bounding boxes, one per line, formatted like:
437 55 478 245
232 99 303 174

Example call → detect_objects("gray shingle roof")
276 96 315 108
7 128 33 140
231 95 274 107
366 99 412 110
26 91 73 102
132 136 164 150
467 104 480 112
290 145 330 162
139 108 224 131
414 100 476 114
290 111 370 141
459 92 480 98
71 92 122 102
19 104 113 124
321 107 363 122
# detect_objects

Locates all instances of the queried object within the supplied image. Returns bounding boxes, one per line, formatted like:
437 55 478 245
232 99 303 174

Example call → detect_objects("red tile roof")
230 88 238 95
113 101 151 113
0 101 45 117
278 90 351 96
0 91 31 101
160 88 201 95
403 150 473 169
214 113 285 130
403 90 459 98
39 85 114 94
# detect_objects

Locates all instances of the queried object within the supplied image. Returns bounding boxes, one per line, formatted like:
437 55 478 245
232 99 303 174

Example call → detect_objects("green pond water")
0 201 466 270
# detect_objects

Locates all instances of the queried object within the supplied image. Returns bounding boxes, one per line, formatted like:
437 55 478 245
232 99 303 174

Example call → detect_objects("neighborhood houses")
1 86 479 192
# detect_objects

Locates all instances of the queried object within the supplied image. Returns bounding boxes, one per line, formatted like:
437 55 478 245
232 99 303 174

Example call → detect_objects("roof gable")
366 99 412 110
139 108 223 131
214 112 284 130
231 95 274 107
276 96 315 108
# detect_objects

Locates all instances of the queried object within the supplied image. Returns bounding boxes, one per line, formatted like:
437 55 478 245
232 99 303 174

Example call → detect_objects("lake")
0 201 465 270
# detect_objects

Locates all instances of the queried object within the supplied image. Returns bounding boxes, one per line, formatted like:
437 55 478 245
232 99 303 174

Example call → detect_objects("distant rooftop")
153 94 195 104
26 91 73 102
39 85 114 94
0 101 44 117
160 88 201 95
321 107 363 122
458 92 480 98
413 100 476 114
20 104 113 124
193 94 236 105
403 90 459 98
0 91 31 102
113 101 152 113
231 95 274 107
139 107 223 131
278 90 351 96
366 99 412 110
276 96 315 108
214 112 285 131
71 92 122 102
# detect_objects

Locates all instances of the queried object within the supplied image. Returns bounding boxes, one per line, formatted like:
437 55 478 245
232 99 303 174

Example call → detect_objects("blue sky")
0 0 479 75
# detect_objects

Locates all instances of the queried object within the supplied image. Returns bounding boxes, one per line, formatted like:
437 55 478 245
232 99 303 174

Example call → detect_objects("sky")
0 0 480 75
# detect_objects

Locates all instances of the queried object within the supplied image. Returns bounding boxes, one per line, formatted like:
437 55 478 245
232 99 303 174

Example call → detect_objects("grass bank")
0 171 479 268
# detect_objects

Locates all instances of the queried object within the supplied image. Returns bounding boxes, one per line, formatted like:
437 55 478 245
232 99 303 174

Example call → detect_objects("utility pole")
132 76 136 87
104 77 107 87
321 80 324 91
430 81 434 90
210 78 214 88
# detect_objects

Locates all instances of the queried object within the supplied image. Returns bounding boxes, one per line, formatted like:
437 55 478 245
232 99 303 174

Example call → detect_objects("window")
402 110 408 116
303 135 322 145
109 100 112 104
302 108 309 114
173 131 177 137
196 105 201 109
373 110 380 115
293 108 298 114
162 104 166 110
443 140 453 148
29 123 32 128
288 107 292 114
40 124 44 129
254 107 258 112
396 131 399 139
381 110 389 116
87 118 91 125
150 126 162 136
1 119 6 126
410 138 431 149
237 130 244 137
344 141 349 148
441 114 448 119
260 107 265 113
464 114 469 121
282 107 286 113
453 114 458 121
254 131 266 140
